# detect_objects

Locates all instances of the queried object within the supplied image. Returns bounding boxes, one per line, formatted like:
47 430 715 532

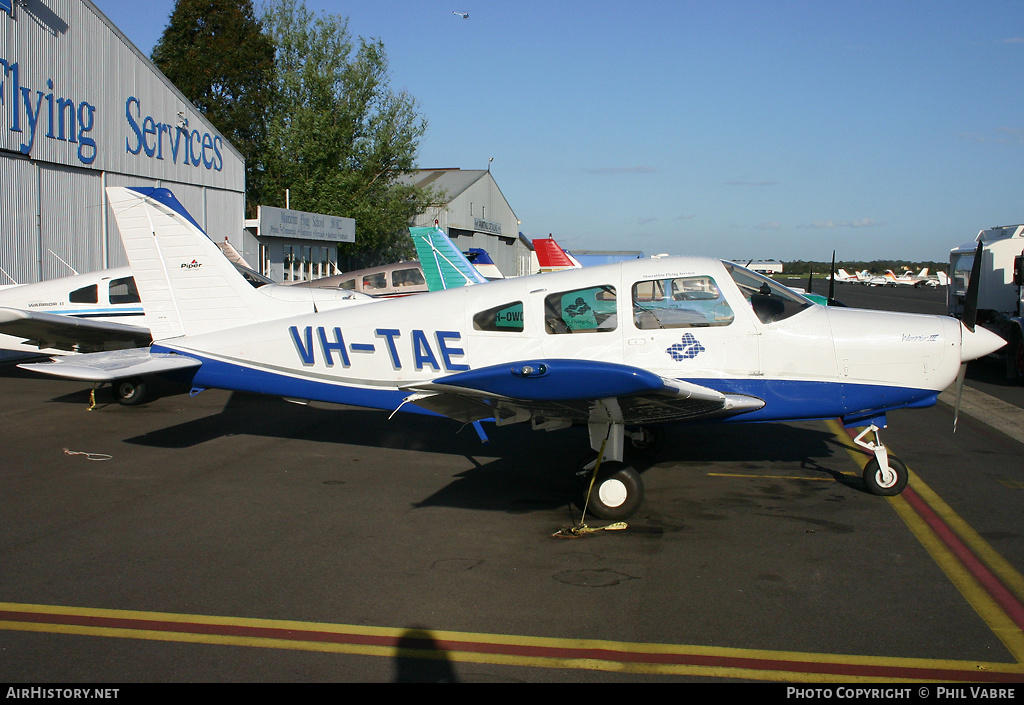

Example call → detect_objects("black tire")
114 377 147 406
578 460 644 521
1012 332 1024 382
863 456 908 496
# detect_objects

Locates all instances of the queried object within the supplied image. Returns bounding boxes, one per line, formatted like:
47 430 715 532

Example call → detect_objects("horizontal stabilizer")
19 347 201 382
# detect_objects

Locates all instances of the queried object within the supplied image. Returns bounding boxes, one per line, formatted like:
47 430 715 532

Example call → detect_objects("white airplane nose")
961 322 1006 363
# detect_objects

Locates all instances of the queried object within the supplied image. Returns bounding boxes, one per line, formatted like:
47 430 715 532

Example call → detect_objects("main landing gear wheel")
114 377 148 406
862 455 908 496
1012 331 1024 382
576 456 644 521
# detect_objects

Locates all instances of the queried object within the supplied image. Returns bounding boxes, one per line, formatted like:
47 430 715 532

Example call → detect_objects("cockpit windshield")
723 262 812 324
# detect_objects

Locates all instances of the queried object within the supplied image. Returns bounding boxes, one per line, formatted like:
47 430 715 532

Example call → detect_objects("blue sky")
92 0 1024 262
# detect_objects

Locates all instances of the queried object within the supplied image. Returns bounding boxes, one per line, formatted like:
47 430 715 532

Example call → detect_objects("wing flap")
18 347 201 382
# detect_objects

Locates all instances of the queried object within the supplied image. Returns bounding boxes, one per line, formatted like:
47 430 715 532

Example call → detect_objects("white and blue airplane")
20 187 1005 521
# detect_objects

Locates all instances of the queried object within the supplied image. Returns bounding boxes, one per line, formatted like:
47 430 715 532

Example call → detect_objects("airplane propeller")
953 240 984 431
828 251 836 302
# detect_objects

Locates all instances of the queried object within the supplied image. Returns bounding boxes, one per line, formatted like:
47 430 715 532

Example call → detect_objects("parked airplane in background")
0 266 150 358
0 251 373 403
21 187 1005 523
292 224 496 297
533 236 581 272
833 268 869 283
867 268 947 288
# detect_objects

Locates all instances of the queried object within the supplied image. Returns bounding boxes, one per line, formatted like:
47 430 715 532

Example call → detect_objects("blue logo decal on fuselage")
666 332 705 361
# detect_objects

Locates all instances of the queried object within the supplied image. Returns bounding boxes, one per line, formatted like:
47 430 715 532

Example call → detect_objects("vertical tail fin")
409 226 488 290
107 186 267 341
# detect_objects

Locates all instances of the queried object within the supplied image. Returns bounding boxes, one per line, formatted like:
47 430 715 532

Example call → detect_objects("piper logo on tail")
181 260 202 269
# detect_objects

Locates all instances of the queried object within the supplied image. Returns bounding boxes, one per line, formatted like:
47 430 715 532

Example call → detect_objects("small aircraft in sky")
21 187 1005 522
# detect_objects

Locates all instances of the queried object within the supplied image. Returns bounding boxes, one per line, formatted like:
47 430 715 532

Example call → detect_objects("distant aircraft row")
833 267 948 287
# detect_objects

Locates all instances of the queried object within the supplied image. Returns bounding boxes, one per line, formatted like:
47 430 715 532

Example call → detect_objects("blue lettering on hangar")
0 59 98 164
290 326 470 372
0 51 223 170
125 97 223 171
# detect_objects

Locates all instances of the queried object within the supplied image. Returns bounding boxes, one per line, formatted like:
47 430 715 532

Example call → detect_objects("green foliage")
259 0 433 265
151 0 275 216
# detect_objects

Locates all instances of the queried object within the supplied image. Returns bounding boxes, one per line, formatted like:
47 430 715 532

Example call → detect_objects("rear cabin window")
109 277 141 304
392 268 425 288
362 272 387 291
69 284 98 304
724 262 811 324
473 302 524 332
632 276 734 329
545 286 617 334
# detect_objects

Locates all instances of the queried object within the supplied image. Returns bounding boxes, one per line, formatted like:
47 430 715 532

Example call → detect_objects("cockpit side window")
632 276 734 329
473 301 524 332
392 268 425 288
545 286 617 334
69 284 98 304
724 262 811 324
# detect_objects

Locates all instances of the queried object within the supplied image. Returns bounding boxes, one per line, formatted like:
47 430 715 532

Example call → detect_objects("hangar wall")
0 0 245 285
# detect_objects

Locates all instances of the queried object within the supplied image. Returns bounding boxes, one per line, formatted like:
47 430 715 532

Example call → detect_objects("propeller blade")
953 363 967 433
962 241 983 332
828 251 836 301
807 269 814 294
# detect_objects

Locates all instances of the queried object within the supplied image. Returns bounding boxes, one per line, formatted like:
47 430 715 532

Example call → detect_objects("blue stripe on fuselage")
686 377 938 422
156 346 437 415
156 344 939 423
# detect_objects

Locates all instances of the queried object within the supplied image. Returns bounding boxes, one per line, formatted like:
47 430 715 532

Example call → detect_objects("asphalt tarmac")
2 284 1024 684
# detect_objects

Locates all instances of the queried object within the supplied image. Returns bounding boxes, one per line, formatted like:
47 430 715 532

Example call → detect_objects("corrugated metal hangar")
1 2 529 291
399 169 530 277
0 0 246 286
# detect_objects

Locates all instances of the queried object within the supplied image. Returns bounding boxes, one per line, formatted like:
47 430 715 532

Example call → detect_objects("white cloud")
802 218 882 229
585 166 657 175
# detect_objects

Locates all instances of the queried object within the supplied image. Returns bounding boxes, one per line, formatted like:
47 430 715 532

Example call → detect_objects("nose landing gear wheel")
862 455 908 496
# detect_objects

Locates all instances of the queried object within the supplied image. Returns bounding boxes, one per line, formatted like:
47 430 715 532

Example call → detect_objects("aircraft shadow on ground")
116 391 866 516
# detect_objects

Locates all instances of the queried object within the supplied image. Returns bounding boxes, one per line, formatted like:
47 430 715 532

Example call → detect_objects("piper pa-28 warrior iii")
22 187 1006 522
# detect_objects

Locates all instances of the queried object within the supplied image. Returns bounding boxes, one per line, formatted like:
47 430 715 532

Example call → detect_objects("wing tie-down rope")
552 435 628 538
63 448 112 461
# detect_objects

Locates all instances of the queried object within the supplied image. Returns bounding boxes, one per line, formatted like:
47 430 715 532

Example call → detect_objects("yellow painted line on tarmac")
826 418 1024 665
1 601 1022 682
707 473 842 481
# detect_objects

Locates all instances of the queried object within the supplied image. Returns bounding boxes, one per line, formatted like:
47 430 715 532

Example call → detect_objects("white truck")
948 224 1024 380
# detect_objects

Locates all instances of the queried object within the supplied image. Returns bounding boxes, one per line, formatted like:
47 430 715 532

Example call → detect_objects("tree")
151 0 276 217
259 0 433 265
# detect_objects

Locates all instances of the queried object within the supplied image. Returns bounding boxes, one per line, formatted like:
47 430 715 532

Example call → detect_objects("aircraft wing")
409 226 489 290
17 347 201 382
0 306 152 353
400 359 764 426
